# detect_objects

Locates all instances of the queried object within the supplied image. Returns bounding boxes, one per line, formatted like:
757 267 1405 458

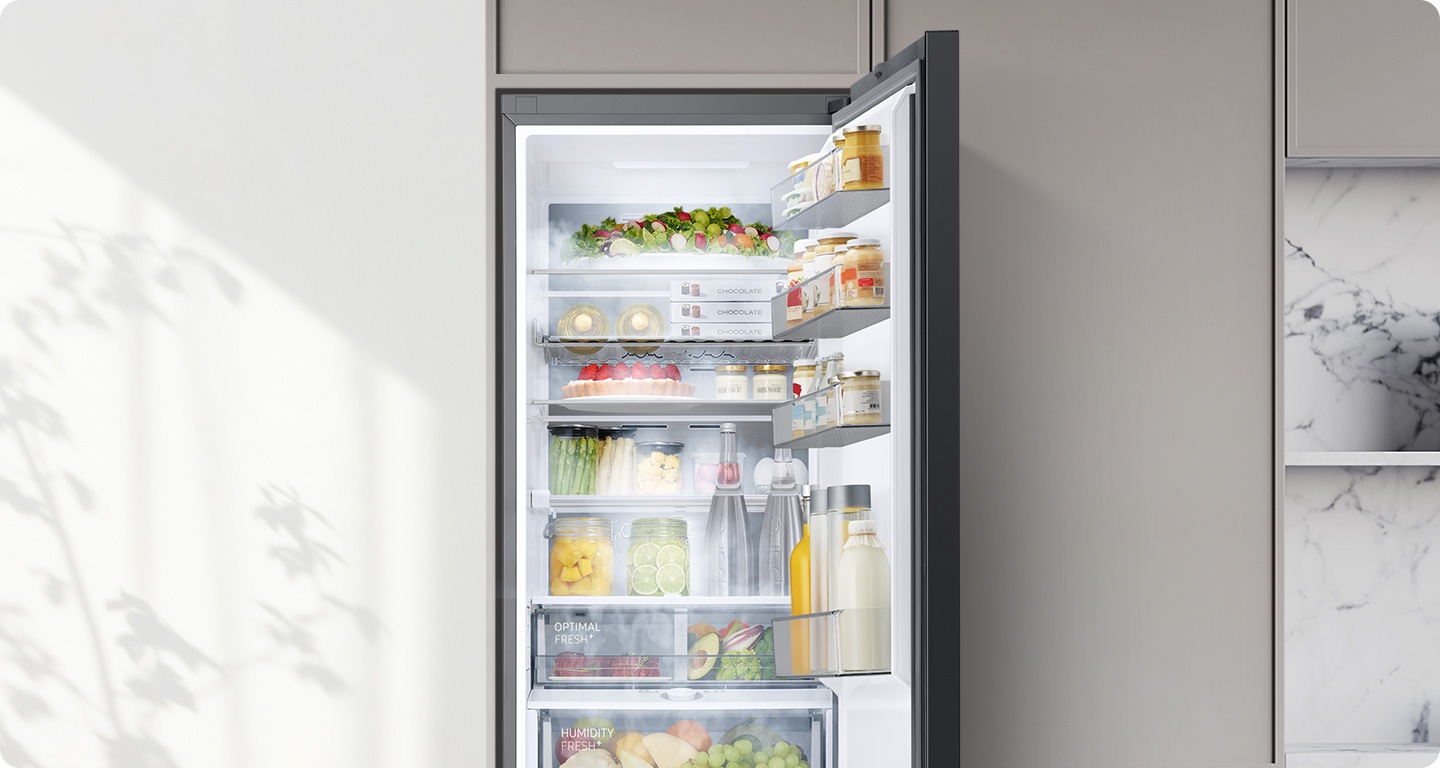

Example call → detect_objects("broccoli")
755 627 776 680
716 649 762 681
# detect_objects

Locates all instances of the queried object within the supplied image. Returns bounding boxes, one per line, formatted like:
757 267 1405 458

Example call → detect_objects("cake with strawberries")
562 362 696 398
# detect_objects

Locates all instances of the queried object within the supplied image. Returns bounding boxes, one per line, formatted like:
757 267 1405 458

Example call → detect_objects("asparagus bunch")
595 435 636 495
549 434 598 495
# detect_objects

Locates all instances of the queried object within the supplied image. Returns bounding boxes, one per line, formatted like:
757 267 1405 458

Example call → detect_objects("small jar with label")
815 131 846 200
714 365 750 400
816 376 839 431
841 239 886 307
752 364 789 401
813 245 842 318
841 125 884 190
785 257 804 327
836 370 883 425
792 360 816 399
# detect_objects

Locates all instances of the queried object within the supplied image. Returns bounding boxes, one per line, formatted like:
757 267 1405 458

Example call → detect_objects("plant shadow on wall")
1286 239 1440 451
0 222 384 768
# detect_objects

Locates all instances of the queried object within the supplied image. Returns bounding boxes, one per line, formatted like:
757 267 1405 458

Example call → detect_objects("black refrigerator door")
834 30 960 763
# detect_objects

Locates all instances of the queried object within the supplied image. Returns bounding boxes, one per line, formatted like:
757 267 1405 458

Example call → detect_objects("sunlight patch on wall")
0 85 439 768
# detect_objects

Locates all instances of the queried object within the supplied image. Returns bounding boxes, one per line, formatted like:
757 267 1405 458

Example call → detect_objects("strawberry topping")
663 364 681 381
631 361 647 379
612 362 631 380
578 364 599 381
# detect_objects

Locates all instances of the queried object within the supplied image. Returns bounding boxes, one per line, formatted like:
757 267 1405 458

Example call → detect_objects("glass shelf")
536 398 785 417
537 336 818 365
1285 451 1440 466
533 493 768 509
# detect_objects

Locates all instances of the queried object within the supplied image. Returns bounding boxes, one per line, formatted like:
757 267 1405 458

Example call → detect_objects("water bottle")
759 449 804 596
704 423 754 595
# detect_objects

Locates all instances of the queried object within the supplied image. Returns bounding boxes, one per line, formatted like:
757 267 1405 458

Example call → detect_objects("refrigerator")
498 31 959 768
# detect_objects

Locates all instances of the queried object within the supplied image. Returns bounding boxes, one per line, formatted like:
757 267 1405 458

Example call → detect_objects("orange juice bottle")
789 522 812 675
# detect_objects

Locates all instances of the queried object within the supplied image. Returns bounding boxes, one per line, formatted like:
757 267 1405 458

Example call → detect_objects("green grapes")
769 758 786 768
736 741 754 755
786 755 800 767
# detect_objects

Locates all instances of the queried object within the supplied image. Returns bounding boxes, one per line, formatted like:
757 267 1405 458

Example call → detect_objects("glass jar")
836 370 883 425
816 375 840 431
841 124 884 190
752 364 790 401
786 257 804 327
548 424 599 495
626 518 690 597
813 131 845 200
840 239 886 307
634 441 684 495
813 246 841 318
792 360 817 398
714 365 750 400
549 517 614 596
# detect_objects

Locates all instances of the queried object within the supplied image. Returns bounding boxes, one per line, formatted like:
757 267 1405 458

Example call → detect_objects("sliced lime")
656 562 688 596
630 542 661 568
655 544 687 568
629 564 659 596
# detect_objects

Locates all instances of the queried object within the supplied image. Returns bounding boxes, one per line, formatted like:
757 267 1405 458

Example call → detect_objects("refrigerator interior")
511 94 917 768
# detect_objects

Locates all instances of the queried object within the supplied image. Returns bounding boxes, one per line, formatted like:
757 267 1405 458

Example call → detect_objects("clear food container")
626 518 690 597
692 451 748 495
548 517 615 597
634 441 684 495
549 424 599 495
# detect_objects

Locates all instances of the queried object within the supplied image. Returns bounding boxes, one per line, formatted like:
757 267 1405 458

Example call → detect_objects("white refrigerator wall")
0 2 491 767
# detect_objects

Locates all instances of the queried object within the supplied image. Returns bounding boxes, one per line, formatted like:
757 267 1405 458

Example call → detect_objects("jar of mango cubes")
548 517 614 596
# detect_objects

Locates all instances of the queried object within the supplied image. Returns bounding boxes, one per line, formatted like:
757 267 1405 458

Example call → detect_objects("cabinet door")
1290 0 1440 157
496 0 874 76
888 4 1279 767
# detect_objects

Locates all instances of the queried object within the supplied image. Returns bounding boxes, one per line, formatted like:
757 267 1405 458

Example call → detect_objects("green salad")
567 206 793 260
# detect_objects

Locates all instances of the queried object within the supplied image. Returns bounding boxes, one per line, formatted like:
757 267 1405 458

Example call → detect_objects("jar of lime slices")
626 518 690 597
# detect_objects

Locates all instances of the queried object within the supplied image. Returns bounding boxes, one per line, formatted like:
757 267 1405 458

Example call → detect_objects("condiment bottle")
835 518 890 672
840 124 884 190
835 370 883 425
841 239 886 307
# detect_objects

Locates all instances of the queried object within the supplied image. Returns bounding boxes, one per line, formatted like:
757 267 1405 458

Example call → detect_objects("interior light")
611 161 753 170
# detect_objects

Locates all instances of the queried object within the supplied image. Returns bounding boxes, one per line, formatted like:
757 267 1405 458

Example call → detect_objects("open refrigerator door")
498 31 958 768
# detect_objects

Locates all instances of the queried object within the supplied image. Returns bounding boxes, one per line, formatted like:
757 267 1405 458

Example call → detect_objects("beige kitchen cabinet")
495 0 879 80
1290 0 1440 157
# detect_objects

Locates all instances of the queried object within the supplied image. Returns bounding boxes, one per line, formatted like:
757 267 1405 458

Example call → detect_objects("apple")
728 223 744 234
666 720 712 752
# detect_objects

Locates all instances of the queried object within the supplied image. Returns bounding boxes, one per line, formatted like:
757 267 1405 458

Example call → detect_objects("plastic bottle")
835 518 891 672
704 423 753 595
806 484 831 670
825 484 873 608
759 449 804 596
788 520 812 675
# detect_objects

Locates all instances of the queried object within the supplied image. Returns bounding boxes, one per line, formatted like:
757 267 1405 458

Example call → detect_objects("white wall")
0 1 492 766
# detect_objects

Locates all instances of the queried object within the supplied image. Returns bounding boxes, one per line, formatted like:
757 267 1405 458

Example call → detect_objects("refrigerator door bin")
771 609 893 678
770 145 892 231
771 382 891 450
771 265 891 340
533 688 834 768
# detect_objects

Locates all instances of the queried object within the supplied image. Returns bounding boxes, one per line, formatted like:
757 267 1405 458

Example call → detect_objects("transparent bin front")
771 608 892 677
534 688 833 768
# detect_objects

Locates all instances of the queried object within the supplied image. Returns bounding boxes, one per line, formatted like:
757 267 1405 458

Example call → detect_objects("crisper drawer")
531 688 834 768
531 598 801 689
